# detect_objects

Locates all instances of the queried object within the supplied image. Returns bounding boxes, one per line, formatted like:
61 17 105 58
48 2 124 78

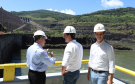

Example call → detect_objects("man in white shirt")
87 23 115 84
62 26 83 84
26 30 55 84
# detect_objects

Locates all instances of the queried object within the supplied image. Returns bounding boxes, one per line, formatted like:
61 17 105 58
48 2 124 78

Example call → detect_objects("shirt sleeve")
88 45 92 68
108 46 115 73
40 50 55 66
62 45 72 66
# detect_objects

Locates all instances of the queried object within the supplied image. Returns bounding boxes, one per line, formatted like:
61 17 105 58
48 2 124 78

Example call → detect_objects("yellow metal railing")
115 65 135 76
0 60 135 82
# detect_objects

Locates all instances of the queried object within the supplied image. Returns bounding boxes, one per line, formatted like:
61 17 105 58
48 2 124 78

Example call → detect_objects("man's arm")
62 66 66 77
87 67 91 80
107 74 113 84
62 66 70 77
107 46 115 84
40 51 55 66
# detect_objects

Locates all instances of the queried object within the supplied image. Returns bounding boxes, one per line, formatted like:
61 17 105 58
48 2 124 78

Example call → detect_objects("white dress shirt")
26 43 55 72
62 40 83 72
88 40 115 73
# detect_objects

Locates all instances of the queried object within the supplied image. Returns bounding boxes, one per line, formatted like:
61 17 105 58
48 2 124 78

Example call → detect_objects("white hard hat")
63 26 76 33
94 23 106 32
34 30 47 39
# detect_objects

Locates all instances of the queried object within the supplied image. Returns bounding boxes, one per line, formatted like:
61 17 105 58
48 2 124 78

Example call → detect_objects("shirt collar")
96 40 105 46
69 40 76 43
33 42 43 49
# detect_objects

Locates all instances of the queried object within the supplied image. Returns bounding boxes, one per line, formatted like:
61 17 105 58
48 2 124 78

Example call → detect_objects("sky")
0 0 135 15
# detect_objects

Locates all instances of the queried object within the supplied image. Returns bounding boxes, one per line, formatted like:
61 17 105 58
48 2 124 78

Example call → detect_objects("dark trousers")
28 69 46 84
63 70 80 84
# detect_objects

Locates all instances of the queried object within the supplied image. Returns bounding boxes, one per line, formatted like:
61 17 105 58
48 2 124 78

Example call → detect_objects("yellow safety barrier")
0 63 27 81
3 63 15 81
0 60 135 82
115 65 135 77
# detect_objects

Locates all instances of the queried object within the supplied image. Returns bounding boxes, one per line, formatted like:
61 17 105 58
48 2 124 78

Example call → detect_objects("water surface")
11 48 135 84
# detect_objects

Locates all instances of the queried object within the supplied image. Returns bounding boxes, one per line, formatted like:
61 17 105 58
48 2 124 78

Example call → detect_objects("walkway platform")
0 70 128 84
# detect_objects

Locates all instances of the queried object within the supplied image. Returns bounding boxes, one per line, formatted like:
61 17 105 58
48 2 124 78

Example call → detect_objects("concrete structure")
0 34 22 77
0 34 22 64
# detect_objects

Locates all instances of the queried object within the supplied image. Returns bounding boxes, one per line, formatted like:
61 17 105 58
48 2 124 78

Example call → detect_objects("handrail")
115 65 135 76
0 60 135 82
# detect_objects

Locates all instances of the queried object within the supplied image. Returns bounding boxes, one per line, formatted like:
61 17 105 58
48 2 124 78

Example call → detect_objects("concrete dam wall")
0 34 21 77
0 34 22 64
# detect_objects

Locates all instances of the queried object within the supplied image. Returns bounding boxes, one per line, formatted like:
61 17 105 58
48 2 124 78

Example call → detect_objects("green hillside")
74 7 135 23
0 7 134 49
11 9 74 21
10 7 135 38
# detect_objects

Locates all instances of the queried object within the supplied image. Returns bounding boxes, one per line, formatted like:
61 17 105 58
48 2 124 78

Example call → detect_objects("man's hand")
62 70 70 77
107 80 113 84
87 67 91 80
49 51 54 57
87 73 90 80
107 74 113 84
62 66 69 77
44 49 54 57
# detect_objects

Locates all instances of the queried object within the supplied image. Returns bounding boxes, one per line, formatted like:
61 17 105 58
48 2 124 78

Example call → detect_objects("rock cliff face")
0 7 23 32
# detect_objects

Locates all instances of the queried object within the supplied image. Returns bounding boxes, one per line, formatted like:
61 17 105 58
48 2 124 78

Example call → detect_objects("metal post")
3 63 15 81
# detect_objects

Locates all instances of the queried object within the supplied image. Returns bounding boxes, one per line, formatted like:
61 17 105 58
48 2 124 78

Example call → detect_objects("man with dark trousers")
62 26 83 84
26 30 55 84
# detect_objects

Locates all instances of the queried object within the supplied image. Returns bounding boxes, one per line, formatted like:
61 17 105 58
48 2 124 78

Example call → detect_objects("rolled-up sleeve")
62 45 72 66
108 46 115 73
40 50 55 66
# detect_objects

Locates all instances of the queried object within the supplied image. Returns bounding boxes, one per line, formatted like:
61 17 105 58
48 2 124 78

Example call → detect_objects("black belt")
65 70 79 73
29 69 46 74
91 69 107 73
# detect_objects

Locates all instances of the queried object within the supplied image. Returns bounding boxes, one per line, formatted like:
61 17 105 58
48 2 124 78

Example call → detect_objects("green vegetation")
74 7 135 23
9 7 135 38
0 7 134 49
11 10 74 21
13 29 35 34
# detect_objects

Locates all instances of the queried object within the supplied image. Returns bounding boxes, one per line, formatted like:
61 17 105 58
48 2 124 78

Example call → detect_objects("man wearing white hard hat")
87 23 115 84
62 26 83 84
26 30 55 84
